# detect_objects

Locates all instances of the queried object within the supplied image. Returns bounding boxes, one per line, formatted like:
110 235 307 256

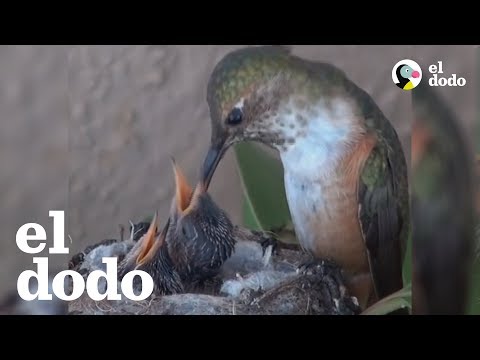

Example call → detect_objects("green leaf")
234 142 294 239
361 283 412 315
242 197 262 230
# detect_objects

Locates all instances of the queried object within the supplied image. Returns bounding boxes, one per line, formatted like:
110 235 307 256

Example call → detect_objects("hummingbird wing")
357 137 408 300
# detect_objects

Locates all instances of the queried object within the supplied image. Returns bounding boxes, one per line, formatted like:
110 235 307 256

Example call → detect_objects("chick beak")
171 158 194 214
136 212 170 268
200 137 227 191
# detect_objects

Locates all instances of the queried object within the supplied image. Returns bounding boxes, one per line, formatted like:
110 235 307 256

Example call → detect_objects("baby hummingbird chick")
166 160 276 288
166 160 236 287
118 212 184 296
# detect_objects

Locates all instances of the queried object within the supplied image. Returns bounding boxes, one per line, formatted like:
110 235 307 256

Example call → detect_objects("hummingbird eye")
226 107 243 126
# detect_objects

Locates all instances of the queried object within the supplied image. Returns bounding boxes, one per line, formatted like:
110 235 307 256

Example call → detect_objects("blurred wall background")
0 45 476 299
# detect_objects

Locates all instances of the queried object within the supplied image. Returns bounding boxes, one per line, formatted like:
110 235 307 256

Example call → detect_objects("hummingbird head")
201 45 296 189
200 46 357 190
170 159 235 254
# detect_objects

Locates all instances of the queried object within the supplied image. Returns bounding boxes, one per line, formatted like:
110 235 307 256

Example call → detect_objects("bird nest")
67 228 360 315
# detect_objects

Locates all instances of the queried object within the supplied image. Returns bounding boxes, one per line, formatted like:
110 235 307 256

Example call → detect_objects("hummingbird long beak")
200 137 227 191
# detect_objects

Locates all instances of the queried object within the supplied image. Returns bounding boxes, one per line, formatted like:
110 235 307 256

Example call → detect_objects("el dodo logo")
16 211 154 302
392 59 422 91
392 60 467 90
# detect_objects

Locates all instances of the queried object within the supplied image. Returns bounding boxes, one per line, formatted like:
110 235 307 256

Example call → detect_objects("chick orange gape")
165 160 237 287
200 46 409 310
118 213 184 296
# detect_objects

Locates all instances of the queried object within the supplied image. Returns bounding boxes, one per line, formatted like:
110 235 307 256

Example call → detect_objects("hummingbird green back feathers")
207 45 292 113
207 45 350 114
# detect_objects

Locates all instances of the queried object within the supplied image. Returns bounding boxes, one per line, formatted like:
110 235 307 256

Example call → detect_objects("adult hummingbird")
200 45 409 309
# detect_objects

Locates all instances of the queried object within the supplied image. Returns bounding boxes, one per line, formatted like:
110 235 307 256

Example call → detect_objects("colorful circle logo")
392 59 422 91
